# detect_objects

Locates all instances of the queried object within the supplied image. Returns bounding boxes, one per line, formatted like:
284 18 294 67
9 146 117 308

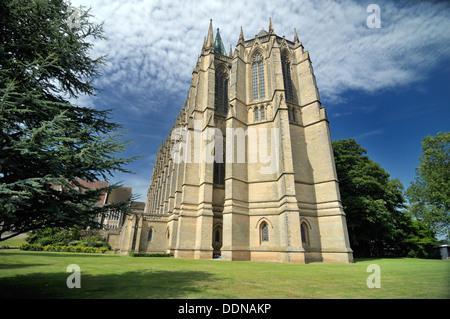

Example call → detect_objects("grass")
0 235 27 248
0 249 448 299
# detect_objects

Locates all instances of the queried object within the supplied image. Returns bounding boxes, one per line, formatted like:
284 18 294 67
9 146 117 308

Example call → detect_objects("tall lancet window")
215 66 229 115
213 138 225 185
281 54 294 102
252 53 265 100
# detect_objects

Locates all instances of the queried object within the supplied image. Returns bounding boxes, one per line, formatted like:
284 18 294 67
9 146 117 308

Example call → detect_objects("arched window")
213 225 222 244
254 107 259 122
260 106 265 121
261 222 269 242
212 224 223 254
252 53 265 100
215 66 229 115
301 222 309 246
291 108 296 122
281 54 294 102
215 228 221 243
148 228 154 242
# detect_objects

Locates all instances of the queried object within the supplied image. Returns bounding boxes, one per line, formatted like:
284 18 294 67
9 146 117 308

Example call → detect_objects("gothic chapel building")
117 20 353 263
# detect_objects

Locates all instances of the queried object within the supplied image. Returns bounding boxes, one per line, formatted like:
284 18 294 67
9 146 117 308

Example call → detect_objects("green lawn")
0 249 448 299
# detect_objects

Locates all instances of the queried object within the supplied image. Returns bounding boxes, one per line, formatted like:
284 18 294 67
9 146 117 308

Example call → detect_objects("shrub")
20 242 110 254
129 252 172 257
51 230 73 246
27 227 80 246
20 244 43 251
38 237 53 246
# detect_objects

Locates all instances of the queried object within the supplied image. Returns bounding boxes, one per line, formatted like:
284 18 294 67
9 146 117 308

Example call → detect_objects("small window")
261 222 269 242
301 222 309 246
254 107 259 122
260 106 265 121
214 225 222 243
148 228 154 242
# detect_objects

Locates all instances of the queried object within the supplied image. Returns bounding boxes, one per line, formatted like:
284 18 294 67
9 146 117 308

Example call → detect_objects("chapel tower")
118 20 353 263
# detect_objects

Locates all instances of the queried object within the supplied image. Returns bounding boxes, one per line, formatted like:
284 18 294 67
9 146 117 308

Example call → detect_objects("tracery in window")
281 54 294 102
252 53 265 100
215 66 229 115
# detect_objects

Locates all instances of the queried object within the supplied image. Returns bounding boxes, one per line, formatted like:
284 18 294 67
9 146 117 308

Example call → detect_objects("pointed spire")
293 28 299 44
238 26 244 45
269 17 274 33
229 44 233 57
206 19 214 48
202 36 206 49
214 28 227 55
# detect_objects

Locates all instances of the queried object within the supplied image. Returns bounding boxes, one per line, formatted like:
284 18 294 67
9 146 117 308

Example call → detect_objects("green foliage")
26 227 78 246
400 219 440 259
333 139 407 256
406 132 450 239
333 139 438 258
0 0 138 241
19 243 43 251
26 227 111 249
20 243 108 253
129 252 172 257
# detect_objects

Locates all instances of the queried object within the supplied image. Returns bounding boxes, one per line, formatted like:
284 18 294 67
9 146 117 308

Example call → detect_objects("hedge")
20 243 108 254
129 252 172 257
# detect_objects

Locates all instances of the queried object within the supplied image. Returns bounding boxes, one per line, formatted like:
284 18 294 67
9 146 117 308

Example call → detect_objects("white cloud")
71 0 450 109
67 0 450 198
353 128 384 141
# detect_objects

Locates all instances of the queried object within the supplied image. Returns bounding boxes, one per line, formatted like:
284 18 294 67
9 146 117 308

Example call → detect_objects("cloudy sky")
69 0 450 201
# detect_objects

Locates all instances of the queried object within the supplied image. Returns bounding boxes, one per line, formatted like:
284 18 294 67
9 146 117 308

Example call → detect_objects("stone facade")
118 20 353 263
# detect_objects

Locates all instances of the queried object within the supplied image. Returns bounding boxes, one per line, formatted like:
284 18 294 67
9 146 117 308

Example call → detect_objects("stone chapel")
115 19 353 263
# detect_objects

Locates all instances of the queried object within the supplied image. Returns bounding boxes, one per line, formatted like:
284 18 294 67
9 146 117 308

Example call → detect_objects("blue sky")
70 0 450 201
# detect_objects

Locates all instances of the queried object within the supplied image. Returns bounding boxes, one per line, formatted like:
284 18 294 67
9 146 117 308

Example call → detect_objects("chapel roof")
256 28 269 38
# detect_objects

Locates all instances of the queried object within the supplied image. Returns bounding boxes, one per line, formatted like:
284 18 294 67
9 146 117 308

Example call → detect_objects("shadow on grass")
0 269 215 299
0 263 50 270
